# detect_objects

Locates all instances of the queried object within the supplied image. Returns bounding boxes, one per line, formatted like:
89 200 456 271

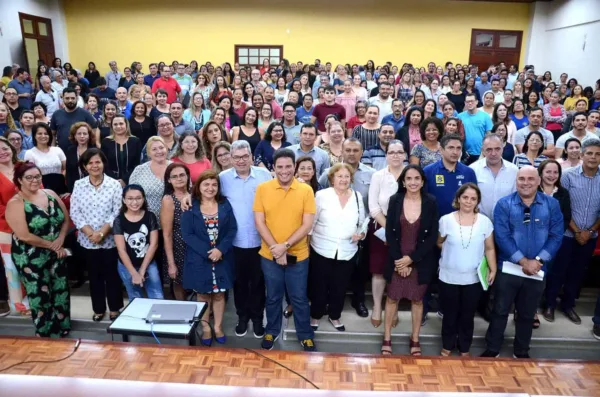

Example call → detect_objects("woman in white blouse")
437 183 497 357
367 140 406 328
70 148 123 322
24 123 67 196
310 163 366 331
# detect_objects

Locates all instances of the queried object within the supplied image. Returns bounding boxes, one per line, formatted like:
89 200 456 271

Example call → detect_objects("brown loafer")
562 308 581 325
542 307 555 322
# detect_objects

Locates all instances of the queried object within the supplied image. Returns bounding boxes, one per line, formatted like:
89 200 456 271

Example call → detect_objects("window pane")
260 49 269 57
25 38 39 73
249 57 259 65
23 19 34 34
38 22 48 36
271 48 280 56
238 48 248 56
249 48 259 56
475 33 493 47
499 35 518 48
270 57 280 65
239 57 248 65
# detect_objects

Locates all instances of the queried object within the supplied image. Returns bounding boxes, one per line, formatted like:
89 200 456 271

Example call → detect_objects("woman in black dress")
382 165 439 356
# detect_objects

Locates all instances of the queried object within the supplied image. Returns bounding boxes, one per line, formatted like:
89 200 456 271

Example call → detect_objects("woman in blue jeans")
114 184 164 300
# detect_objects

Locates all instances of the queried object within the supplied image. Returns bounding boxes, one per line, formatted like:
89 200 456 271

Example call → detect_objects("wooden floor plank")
0 337 599 395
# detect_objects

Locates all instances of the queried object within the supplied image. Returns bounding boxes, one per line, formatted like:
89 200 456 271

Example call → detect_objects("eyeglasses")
216 152 231 159
232 154 250 162
23 175 42 182
8 137 22 142
169 173 187 180
283 110 295 113
157 124 171 129
387 151 405 157
528 139 542 144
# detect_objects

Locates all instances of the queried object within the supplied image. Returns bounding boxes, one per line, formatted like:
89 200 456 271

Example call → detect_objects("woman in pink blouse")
171 132 211 184
336 79 358 120
396 106 424 154
543 91 567 143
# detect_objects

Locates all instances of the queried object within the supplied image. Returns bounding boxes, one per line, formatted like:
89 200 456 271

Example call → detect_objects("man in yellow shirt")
253 148 316 351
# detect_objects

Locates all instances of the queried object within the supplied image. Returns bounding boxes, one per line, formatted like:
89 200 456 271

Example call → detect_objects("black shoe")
328 317 345 332
480 350 500 358
300 338 317 352
352 302 368 318
421 314 428 327
562 308 581 325
235 319 248 337
513 353 531 359
593 325 600 340
542 307 555 322
253 320 265 339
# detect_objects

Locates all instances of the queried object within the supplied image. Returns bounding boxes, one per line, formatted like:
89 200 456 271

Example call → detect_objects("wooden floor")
0 337 599 395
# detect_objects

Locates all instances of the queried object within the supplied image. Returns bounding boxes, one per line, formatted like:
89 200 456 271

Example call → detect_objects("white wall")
0 0 69 70
525 0 600 87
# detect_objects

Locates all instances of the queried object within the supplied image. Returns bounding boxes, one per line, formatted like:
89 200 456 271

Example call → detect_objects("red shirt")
152 77 181 104
172 157 212 183
0 172 17 233
312 103 346 132
346 115 364 131
269 100 283 120
233 101 247 120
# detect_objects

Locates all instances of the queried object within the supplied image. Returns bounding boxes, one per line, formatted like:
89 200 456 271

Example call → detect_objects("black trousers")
439 281 483 352
0 255 8 301
351 236 370 305
233 246 265 323
309 250 355 320
485 272 544 355
84 247 124 314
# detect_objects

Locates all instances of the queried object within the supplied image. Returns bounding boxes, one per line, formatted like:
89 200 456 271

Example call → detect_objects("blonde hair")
108 115 132 140
0 103 17 130
327 162 355 186
211 141 231 172
146 136 166 156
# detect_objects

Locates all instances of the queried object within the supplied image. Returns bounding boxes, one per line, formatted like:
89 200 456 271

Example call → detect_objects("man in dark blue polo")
422 133 477 322
424 134 477 217
7 68 33 109
144 63 161 87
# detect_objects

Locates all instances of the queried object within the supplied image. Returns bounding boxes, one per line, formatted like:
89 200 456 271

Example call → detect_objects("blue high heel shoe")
215 334 227 344
200 337 213 347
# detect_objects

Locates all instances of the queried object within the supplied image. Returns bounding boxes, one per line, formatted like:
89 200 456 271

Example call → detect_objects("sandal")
109 312 120 322
92 313 105 322
460 352 471 357
440 348 451 357
371 315 382 328
381 339 392 355
409 338 422 356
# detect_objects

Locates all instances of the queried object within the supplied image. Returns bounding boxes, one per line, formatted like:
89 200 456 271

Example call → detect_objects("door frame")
18 12 56 72
468 29 523 68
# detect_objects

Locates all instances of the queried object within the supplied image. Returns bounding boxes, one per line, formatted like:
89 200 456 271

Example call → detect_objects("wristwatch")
99 232 105 239
284 241 291 249
535 256 544 265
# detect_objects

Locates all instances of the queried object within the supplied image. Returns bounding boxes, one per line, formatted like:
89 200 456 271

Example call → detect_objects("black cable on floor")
242 347 320 390
0 339 81 373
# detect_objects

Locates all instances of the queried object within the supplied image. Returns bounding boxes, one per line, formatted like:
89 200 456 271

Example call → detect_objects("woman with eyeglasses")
183 92 211 134
346 101 367 136
212 141 232 173
513 131 548 169
254 121 291 173
4 130 25 160
161 163 192 300
492 103 518 144
140 115 178 164
5 161 71 336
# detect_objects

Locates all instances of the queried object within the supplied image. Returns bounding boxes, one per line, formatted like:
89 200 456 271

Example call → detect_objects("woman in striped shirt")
513 131 548 169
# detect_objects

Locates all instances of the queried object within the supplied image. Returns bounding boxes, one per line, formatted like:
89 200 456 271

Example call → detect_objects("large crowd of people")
0 58 600 357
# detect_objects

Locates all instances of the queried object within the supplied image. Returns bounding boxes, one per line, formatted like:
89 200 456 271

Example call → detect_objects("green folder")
478 256 490 291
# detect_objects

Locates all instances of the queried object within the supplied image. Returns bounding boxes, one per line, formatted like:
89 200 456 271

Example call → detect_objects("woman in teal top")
183 92 212 133
6 162 71 338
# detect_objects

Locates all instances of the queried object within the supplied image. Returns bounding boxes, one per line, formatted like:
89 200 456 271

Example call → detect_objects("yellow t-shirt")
563 96 588 112
252 178 316 261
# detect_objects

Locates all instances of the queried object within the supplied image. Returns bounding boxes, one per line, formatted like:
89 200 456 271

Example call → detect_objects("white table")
107 298 207 346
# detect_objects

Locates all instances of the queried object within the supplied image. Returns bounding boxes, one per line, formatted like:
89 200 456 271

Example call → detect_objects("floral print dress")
11 194 70 337
203 213 225 294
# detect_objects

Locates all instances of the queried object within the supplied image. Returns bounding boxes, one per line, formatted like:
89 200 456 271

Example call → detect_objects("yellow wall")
63 0 530 71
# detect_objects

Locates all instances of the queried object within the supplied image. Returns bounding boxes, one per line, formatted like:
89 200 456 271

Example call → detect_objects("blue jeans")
117 261 164 300
261 257 313 341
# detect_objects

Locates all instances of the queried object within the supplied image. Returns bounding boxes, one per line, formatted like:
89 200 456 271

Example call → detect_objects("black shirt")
50 108 99 151
129 116 157 147
113 211 159 268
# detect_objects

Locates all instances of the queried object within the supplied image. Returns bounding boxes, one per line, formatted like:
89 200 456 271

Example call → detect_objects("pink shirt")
172 157 212 183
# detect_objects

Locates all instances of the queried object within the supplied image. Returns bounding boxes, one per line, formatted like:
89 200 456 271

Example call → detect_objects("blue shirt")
493 192 564 273
296 106 314 124
219 167 272 248
144 74 161 88
510 114 529 130
475 81 491 98
561 165 600 239
289 144 330 178
458 110 493 155
381 114 405 133
361 145 387 171
8 79 33 109
423 160 478 217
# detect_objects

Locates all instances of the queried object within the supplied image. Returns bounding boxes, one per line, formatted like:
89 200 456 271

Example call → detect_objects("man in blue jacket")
482 166 563 359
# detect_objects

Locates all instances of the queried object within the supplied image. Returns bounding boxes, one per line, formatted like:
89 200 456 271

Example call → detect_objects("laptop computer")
145 304 197 324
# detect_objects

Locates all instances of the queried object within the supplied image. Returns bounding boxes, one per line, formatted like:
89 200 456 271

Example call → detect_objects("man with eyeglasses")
152 66 182 104
381 99 405 133
482 166 563 359
105 60 122 91
458 93 493 165
3 88 25 122
34 76 59 119
219 140 272 340
544 139 600 328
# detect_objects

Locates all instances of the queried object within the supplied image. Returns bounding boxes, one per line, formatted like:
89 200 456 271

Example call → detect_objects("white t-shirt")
555 130 598 149
513 126 554 147
24 147 66 175
438 212 493 285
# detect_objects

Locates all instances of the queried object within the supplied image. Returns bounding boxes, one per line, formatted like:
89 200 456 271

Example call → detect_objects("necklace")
90 175 104 187
457 211 475 249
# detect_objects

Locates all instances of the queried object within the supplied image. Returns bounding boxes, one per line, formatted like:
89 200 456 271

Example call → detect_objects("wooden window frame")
234 45 283 69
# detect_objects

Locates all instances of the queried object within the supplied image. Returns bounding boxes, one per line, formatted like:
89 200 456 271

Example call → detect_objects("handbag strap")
354 190 360 229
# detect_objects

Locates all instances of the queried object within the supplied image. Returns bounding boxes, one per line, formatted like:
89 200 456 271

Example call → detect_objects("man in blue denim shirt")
482 166 563 359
